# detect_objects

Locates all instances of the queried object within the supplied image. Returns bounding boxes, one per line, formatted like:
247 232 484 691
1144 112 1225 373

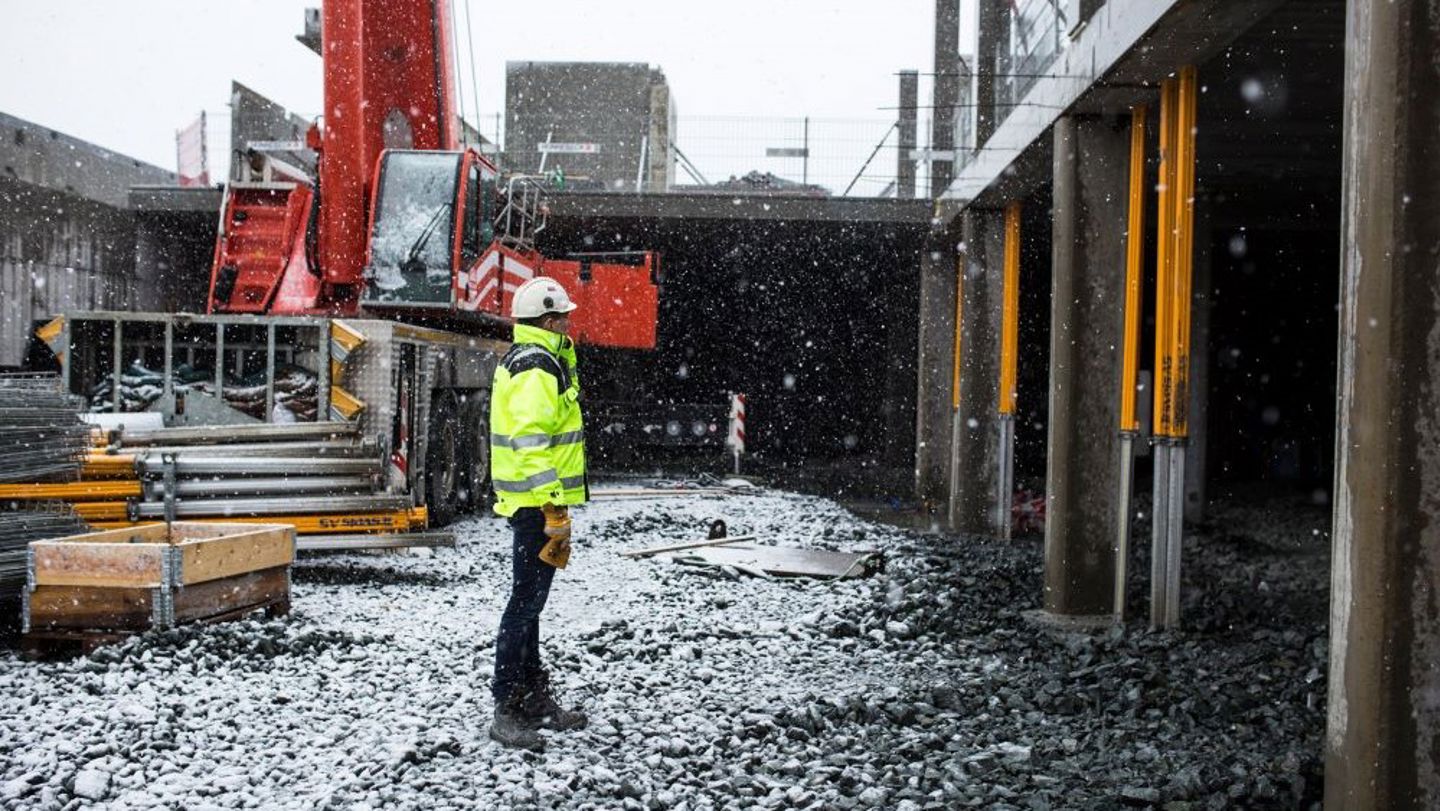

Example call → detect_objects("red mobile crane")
207 0 657 349
35 0 661 538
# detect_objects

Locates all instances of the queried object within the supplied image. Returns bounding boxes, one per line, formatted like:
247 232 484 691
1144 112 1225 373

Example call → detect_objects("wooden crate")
23 522 294 637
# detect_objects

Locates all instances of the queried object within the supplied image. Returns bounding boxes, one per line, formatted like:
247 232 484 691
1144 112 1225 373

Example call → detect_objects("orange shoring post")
1152 78 1179 438
951 254 964 411
999 201 1022 416
1120 105 1147 432
1169 66 1199 439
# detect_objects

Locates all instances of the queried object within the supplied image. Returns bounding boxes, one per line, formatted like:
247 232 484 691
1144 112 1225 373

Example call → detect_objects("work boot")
523 670 589 731
488 694 545 751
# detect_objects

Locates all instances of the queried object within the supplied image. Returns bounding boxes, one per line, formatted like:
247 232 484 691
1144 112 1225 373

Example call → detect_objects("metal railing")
473 112 939 199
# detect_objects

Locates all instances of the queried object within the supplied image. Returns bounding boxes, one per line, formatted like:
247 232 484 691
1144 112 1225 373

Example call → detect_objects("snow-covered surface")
0 488 1328 809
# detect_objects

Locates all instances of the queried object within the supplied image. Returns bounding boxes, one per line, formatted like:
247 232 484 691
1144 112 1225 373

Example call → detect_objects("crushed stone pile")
0 488 1327 810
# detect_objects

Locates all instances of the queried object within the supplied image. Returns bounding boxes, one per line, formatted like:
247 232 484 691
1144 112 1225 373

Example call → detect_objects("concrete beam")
946 0 1285 206
546 192 932 225
1327 1 1440 806
914 213 962 514
1040 115 1128 619
129 186 224 214
949 207 1006 536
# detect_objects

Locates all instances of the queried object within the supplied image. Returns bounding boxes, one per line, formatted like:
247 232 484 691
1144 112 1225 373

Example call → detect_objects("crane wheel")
425 391 462 527
458 389 491 513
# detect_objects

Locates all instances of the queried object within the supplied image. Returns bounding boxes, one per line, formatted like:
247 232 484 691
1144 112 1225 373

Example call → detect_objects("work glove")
540 503 572 569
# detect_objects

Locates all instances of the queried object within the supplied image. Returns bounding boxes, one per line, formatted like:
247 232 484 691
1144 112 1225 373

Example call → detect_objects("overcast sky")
0 0 943 174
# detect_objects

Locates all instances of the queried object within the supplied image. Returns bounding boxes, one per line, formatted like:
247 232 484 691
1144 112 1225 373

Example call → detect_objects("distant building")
504 62 676 192
0 112 190 368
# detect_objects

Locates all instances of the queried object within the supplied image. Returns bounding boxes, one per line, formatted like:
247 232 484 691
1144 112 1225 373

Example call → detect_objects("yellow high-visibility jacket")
489 324 588 516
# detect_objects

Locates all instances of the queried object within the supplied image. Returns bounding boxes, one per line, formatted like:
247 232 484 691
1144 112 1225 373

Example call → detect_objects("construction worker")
486 276 590 751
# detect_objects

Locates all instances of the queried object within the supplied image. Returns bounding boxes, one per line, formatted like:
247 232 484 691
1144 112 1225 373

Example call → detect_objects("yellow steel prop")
1151 68 1199 439
69 501 130 522
1120 105 1148 433
1168 66 1199 439
1153 78 1178 437
999 201 1022 416
87 509 429 535
0 481 141 501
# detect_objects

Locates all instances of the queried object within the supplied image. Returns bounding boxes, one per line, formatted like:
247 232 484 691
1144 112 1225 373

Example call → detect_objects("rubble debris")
0 488 1327 808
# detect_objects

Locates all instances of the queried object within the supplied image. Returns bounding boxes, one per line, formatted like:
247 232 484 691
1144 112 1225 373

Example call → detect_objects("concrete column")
897 71 918 200
974 0 1001 146
913 216 960 517
1327 1 1440 807
1184 203 1212 524
930 0 960 197
949 208 1006 535
1039 115 1129 620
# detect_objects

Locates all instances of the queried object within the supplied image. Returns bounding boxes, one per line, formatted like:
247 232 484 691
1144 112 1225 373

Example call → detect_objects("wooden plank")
171 566 289 624
620 535 757 558
175 525 293 585
26 585 155 631
170 521 285 542
40 523 167 545
30 542 166 588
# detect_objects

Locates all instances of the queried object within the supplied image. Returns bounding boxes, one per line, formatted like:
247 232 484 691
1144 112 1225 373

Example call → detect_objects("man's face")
540 312 572 336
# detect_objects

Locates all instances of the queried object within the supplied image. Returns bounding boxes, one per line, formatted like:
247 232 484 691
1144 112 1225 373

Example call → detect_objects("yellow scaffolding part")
81 452 137 479
88 507 428 536
999 201 1022 416
1168 66 1199 439
69 501 131 522
1119 105 1148 433
1153 78 1179 437
1152 68 1199 439
0 481 141 501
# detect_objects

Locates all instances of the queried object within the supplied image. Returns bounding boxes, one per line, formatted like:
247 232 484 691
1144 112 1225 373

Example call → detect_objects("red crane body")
206 0 658 350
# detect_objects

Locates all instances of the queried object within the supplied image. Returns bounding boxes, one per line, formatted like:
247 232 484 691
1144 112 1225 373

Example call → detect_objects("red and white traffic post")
726 393 746 474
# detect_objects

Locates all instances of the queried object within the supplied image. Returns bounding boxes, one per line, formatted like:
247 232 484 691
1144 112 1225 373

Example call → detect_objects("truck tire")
426 391 462 528
459 390 491 513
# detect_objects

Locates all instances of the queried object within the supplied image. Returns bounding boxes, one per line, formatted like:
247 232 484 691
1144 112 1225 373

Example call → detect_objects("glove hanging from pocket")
540 503 572 568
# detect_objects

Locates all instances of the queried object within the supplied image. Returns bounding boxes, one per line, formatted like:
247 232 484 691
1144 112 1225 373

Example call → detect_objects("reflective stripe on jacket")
489 323 588 516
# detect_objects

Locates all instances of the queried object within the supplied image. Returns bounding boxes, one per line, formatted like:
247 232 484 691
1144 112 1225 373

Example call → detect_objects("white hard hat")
511 277 578 319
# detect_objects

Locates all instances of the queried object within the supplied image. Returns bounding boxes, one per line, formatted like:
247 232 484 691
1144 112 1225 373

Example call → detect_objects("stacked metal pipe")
0 374 91 483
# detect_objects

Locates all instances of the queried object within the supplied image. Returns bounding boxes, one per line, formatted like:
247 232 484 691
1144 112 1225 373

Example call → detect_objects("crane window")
366 151 462 305
461 163 482 268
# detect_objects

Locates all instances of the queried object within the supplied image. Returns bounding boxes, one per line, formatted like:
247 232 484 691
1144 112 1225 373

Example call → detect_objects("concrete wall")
0 181 137 367
505 62 674 191
0 112 177 368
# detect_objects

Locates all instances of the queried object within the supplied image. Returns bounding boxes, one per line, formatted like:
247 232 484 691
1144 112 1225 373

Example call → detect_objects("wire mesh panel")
0 373 89 484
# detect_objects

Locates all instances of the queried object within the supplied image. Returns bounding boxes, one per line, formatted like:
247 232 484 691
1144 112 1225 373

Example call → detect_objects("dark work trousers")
491 507 556 704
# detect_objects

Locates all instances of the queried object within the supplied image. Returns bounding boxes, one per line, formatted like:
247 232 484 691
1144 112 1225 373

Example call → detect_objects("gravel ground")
0 486 1328 810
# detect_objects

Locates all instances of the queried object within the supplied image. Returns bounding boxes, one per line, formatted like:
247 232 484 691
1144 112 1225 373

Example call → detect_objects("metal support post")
162 320 174 401
265 323 277 419
996 200 1022 539
111 319 123 414
1114 432 1136 620
997 414 1015 539
1149 69 1198 631
214 323 225 399
1114 105 1147 623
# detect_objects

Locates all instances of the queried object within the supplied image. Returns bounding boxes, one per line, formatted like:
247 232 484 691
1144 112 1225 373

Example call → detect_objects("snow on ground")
0 486 1327 810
